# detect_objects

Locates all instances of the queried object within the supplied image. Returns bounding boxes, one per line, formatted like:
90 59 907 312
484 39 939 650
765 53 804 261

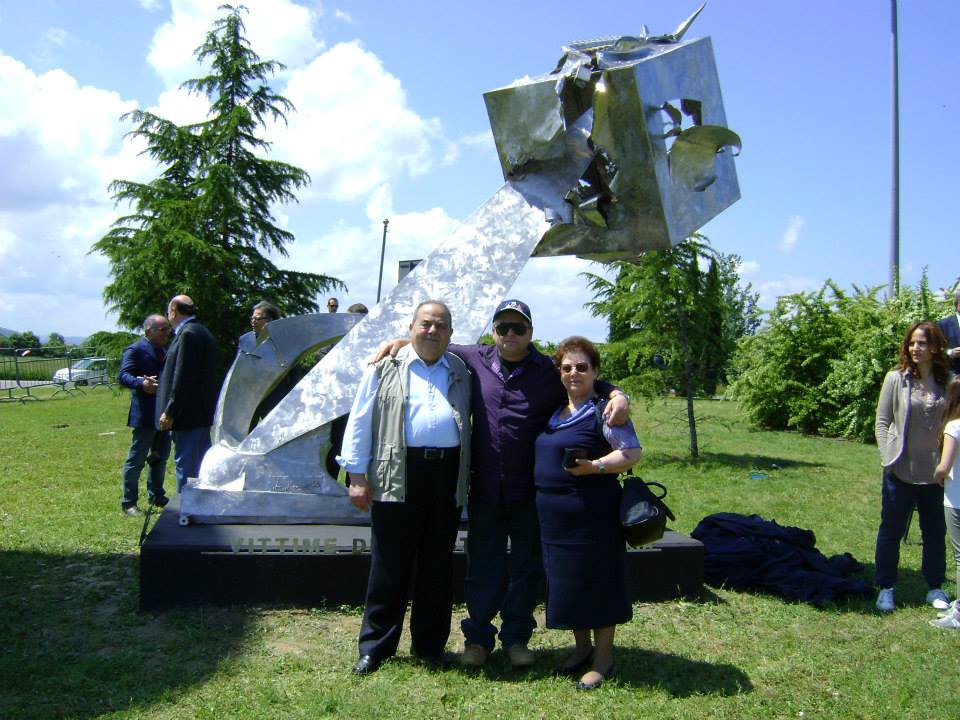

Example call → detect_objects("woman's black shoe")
554 649 594 677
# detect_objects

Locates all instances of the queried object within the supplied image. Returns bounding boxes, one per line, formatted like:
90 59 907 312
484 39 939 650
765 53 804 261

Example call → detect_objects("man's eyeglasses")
560 362 590 374
494 322 529 337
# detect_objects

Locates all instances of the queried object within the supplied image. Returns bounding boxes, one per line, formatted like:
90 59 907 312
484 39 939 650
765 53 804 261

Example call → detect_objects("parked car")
52 357 108 386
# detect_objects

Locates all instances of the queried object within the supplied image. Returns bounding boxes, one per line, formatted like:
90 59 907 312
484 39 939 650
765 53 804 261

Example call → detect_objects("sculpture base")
139 498 703 611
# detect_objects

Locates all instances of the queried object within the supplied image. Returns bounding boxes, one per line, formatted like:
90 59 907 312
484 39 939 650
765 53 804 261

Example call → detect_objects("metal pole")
376 218 389 303
889 0 900 297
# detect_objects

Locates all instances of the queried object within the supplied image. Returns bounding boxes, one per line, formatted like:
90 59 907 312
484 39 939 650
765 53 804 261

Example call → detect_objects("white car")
52 357 108 386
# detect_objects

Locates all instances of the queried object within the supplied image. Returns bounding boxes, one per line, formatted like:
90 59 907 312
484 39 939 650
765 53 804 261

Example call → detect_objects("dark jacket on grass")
691 513 873 606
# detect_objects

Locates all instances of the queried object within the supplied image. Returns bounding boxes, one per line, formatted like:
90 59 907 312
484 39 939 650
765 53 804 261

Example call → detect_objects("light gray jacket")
875 369 911 468
876 368 954 468
365 345 471 505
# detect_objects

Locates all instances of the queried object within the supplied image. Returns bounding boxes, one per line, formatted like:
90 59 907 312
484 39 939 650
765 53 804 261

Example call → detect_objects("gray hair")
143 314 168 332
413 300 452 327
252 300 281 321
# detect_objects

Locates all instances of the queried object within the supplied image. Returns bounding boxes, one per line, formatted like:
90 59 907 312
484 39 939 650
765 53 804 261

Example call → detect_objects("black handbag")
619 475 675 547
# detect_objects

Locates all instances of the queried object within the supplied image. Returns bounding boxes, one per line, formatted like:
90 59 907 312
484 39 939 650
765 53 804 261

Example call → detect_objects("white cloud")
737 259 760 276
45 28 68 46
0 226 15 260
274 184 459 307
333 9 353 23
0 3 464 338
754 275 820 311
0 55 139 209
0 55 145 335
440 130 495 167
779 214 804 253
273 41 444 202
506 256 609 343
147 0 323 88
137 0 164 10
149 84 210 125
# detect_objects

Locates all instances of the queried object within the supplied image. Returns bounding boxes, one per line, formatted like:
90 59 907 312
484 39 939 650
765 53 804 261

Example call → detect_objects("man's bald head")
167 294 197 329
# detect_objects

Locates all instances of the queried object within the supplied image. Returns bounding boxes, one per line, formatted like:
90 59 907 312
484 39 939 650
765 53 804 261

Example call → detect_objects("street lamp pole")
889 0 900 297
376 218 389 304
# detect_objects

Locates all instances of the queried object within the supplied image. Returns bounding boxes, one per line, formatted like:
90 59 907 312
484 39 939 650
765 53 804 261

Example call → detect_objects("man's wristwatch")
596 461 606 474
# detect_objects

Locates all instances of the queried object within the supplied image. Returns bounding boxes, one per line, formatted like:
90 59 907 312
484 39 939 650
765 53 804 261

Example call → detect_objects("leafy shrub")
732 273 955 439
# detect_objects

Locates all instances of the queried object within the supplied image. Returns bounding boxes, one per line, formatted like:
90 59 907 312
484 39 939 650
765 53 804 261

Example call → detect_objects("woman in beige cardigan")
874 320 951 612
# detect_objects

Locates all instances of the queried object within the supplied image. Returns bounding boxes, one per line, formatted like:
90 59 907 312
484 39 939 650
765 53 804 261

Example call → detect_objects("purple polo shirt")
449 343 615 506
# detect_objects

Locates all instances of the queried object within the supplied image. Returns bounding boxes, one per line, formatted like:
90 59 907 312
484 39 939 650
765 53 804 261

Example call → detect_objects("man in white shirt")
338 301 472 674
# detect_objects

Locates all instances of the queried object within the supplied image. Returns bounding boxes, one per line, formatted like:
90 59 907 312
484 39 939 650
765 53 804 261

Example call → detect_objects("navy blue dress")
534 401 635 629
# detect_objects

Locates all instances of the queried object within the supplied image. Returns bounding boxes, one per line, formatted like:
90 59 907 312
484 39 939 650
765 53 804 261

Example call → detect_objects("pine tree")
93 4 342 355
583 235 758 459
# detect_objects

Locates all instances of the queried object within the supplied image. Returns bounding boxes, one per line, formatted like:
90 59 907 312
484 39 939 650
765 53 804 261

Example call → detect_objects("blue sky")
0 0 956 343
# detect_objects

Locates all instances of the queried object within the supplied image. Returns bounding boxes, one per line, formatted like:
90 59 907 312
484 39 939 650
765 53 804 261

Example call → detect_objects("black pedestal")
139 498 702 611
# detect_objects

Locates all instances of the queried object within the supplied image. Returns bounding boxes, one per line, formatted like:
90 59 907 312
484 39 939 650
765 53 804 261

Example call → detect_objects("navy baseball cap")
493 299 532 324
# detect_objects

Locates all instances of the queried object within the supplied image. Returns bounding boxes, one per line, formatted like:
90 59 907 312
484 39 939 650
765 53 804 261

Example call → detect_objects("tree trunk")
677 300 699 460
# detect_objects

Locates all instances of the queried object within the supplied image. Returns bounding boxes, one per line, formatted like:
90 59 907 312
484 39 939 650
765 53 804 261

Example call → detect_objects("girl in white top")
933 378 960 628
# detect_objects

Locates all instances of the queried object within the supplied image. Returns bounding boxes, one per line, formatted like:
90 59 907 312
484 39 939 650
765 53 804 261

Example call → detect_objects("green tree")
85 330 140 360
8 331 41 350
584 235 758 459
732 287 846 434
731 271 955 439
93 4 342 358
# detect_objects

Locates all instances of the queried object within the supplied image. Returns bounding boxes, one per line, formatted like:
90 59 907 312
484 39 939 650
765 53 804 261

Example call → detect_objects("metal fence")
0 348 118 402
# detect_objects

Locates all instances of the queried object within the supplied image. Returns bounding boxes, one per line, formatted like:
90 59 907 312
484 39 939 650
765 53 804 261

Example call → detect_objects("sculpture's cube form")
484 36 740 260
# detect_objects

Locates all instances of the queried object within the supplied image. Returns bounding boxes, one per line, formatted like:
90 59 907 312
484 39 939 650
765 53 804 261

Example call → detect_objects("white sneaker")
926 588 950 610
876 587 895 613
930 607 960 629
937 600 959 618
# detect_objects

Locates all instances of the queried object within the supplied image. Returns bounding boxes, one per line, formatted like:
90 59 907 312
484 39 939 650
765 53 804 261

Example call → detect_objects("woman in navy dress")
534 336 641 690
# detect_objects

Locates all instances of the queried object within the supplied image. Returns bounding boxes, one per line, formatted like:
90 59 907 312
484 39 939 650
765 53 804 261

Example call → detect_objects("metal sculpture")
179 4 739 525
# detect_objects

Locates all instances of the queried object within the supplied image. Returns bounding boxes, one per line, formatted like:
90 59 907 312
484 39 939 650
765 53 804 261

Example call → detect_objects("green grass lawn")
2 391 958 719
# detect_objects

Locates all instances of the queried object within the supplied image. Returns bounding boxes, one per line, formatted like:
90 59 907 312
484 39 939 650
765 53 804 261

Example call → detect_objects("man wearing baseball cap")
374 299 629 668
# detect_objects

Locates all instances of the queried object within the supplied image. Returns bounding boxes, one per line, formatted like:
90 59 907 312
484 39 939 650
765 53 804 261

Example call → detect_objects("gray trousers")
946 506 960 600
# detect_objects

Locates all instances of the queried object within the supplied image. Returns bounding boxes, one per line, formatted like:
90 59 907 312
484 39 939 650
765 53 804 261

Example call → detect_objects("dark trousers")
358 451 461 661
875 470 946 589
461 499 542 651
121 426 171 507
171 427 211 492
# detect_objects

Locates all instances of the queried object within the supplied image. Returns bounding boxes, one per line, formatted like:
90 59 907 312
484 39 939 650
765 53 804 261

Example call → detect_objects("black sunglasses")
494 322 529 336
560 362 591 374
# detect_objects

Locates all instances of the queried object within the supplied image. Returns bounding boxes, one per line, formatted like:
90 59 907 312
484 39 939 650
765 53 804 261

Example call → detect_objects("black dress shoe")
555 649 594 677
152 496 170 508
576 664 617 691
352 655 381 674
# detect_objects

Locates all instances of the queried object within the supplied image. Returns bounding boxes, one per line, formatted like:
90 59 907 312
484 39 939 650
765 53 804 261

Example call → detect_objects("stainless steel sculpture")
180 5 739 525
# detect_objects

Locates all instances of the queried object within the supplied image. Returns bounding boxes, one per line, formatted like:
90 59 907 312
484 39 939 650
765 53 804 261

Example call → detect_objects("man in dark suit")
938 290 960 375
158 294 220 492
118 314 172 516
